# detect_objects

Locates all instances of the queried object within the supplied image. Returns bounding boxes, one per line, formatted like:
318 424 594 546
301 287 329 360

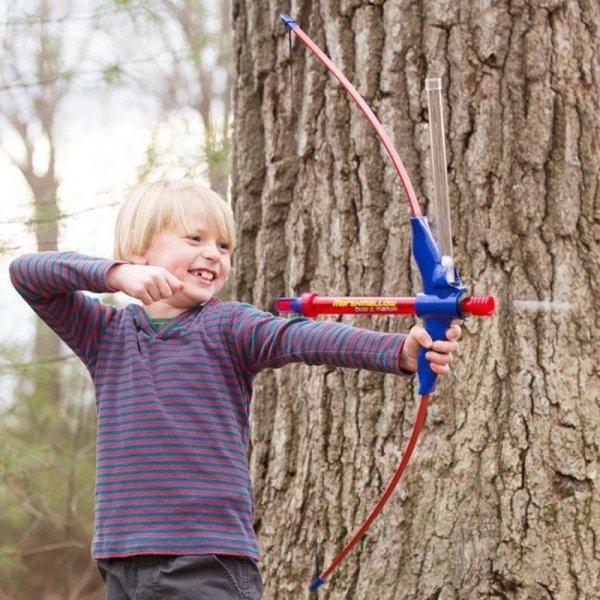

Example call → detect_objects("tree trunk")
231 1 599 598
31 175 62 407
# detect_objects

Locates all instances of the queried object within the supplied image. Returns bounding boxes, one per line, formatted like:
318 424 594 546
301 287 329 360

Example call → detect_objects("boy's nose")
201 244 220 260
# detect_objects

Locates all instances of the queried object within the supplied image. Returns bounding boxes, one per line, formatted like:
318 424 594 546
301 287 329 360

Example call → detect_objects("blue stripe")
96 444 247 459
92 541 258 555
96 456 247 471
98 412 241 427
96 453 248 471
97 510 252 522
97 468 250 484
96 479 251 493
95 534 253 544
97 431 243 447
98 423 238 437
96 462 250 482
95 495 251 508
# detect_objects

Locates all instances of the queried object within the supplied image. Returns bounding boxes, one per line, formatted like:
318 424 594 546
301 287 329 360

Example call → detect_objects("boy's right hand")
105 264 184 305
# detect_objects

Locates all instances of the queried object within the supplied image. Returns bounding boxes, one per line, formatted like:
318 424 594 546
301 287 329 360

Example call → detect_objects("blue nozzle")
280 13 298 30
309 575 326 592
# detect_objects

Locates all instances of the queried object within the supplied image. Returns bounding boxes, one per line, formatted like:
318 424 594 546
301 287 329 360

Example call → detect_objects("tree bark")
232 1 599 598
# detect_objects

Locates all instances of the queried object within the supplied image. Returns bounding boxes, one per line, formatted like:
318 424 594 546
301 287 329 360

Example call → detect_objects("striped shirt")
9 251 408 560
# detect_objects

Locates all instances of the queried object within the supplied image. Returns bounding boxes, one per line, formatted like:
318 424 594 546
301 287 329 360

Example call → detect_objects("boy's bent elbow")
9 254 31 290
9 253 43 299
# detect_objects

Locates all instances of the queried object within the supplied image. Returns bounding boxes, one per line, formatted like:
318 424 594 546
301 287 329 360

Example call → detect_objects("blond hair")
114 180 236 260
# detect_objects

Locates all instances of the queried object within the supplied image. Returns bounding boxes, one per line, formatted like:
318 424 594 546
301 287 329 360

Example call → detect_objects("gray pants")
97 554 263 600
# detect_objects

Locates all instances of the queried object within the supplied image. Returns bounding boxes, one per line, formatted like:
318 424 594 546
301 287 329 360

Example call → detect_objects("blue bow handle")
411 216 464 395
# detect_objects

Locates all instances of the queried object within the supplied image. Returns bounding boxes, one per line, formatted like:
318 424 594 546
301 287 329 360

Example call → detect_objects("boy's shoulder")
203 299 259 317
107 301 272 336
202 299 274 324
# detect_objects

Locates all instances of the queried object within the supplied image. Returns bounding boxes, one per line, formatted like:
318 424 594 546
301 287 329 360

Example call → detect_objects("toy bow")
277 14 495 592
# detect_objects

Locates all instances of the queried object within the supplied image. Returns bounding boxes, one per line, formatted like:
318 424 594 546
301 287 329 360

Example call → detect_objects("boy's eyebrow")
187 224 229 240
182 221 208 234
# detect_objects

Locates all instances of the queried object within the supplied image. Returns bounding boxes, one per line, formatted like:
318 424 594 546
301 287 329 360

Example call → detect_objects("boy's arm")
227 303 408 376
9 252 119 367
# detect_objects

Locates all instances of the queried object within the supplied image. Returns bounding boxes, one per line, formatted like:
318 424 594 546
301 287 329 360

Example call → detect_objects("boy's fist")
400 323 461 375
106 264 184 305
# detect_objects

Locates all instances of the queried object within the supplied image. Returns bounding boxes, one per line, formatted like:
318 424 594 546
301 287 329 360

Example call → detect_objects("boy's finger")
446 324 462 341
156 279 174 299
167 273 185 291
412 325 433 349
430 362 451 375
138 290 154 305
426 351 453 365
431 340 459 353
146 283 163 302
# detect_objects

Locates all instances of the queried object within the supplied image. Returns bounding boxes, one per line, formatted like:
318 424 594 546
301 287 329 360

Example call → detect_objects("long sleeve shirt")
9 251 408 560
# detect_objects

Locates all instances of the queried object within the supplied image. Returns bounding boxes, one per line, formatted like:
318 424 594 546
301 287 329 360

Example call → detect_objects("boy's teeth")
191 269 214 281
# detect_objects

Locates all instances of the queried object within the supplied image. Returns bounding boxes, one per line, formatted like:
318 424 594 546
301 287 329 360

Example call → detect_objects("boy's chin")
178 289 219 307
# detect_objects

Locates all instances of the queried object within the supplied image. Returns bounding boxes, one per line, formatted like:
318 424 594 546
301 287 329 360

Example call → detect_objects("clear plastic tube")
426 78 454 275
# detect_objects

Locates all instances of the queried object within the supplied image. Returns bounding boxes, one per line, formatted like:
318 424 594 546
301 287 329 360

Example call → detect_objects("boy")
9 180 460 599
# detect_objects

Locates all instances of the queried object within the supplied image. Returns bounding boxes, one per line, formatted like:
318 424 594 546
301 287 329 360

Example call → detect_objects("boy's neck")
143 303 190 319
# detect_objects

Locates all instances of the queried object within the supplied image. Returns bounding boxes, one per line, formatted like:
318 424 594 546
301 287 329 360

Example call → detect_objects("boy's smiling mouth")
188 268 216 282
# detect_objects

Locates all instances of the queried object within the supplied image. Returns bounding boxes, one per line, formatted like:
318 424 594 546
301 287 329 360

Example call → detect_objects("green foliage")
0 341 99 598
204 124 232 168
102 63 124 85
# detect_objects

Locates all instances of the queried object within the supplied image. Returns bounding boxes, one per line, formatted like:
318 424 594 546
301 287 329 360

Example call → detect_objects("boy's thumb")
415 326 433 349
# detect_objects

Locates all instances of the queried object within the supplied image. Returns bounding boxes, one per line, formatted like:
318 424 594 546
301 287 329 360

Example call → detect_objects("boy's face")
133 209 232 315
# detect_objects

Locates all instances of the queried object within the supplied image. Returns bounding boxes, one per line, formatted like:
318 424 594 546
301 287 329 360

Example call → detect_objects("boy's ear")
129 254 148 265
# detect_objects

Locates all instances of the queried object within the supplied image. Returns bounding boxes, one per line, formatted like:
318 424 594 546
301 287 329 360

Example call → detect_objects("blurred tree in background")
111 0 233 196
0 351 98 599
0 1 233 598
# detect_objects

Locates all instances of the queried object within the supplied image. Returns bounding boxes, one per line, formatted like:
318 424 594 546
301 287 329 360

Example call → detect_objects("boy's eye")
185 235 230 252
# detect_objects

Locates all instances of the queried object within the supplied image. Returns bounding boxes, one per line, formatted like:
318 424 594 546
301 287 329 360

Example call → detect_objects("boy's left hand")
399 323 461 375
